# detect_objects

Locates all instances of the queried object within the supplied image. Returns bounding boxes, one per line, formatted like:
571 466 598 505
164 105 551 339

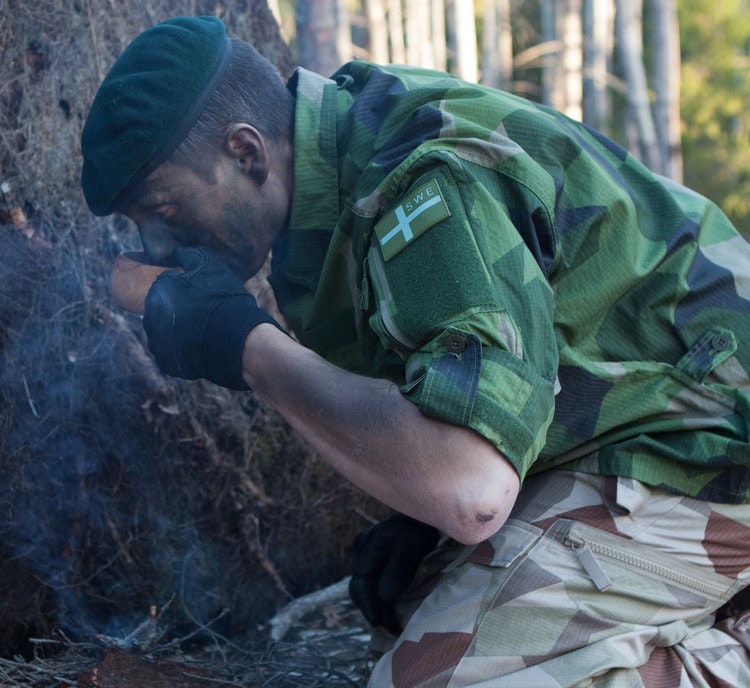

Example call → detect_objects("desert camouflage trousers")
367 470 750 688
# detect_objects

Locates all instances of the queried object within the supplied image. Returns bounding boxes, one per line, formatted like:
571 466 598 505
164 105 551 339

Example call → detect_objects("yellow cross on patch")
375 178 451 260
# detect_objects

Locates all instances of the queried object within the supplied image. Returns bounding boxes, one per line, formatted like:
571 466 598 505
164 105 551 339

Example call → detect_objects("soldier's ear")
224 123 269 184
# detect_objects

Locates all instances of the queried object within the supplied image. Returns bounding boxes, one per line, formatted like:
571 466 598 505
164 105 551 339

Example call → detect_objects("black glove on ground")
349 513 440 635
143 246 281 390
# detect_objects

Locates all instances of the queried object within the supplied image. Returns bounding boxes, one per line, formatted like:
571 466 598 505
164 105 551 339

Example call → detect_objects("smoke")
0 229 237 643
0 0 379 658
0 225 380 656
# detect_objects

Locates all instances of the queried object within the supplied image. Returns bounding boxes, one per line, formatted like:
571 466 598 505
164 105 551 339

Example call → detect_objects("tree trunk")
497 0 513 91
481 0 499 87
451 0 478 81
431 0 448 71
199 0 295 75
562 0 583 120
296 0 344 75
366 0 390 63
583 0 614 132
615 0 661 171
481 0 512 90
405 0 431 67
648 0 683 181
387 0 406 64
0 0 384 659
337 0 354 65
541 0 564 108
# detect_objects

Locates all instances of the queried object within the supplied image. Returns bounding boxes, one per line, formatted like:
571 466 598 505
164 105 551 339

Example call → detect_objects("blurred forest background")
0 0 749 672
287 0 750 235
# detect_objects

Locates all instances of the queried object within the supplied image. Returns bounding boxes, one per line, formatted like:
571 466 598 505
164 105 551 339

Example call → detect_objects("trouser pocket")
459 516 742 679
376 512 744 687
548 518 742 616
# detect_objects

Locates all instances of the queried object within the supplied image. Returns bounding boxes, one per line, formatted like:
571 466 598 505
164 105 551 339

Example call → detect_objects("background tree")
615 0 661 172
288 0 750 237
404 0 429 66
451 0 479 80
387 0 407 63
649 0 682 181
679 0 750 233
366 0 390 64
480 0 513 90
296 0 352 75
541 0 565 109
431 0 449 71
582 0 614 134
561 0 583 121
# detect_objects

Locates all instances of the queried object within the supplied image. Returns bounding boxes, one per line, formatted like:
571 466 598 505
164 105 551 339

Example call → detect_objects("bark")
387 0 406 64
221 0 295 75
583 0 614 131
497 0 513 91
541 0 564 108
615 0 661 171
451 0 478 81
296 0 344 75
366 0 390 63
649 0 683 181
337 0 354 65
562 0 583 120
405 0 431 67
431 0 448 71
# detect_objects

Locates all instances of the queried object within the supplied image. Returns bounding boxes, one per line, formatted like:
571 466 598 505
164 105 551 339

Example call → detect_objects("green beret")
81 16 232 216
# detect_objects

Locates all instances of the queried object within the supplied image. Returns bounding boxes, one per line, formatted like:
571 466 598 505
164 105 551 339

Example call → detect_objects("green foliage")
679 0 750 236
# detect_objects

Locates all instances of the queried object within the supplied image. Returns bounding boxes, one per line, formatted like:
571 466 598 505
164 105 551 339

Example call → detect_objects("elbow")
445 507 509 545
414 425 522 545
443 473 521 546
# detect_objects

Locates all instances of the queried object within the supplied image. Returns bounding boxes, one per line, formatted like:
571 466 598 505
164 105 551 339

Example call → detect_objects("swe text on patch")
375 178 451 260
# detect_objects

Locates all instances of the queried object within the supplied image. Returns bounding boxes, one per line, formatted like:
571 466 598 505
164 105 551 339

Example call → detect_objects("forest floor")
0 582 376 687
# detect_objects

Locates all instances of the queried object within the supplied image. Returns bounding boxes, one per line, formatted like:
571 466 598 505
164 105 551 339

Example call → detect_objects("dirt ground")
2 585 377 687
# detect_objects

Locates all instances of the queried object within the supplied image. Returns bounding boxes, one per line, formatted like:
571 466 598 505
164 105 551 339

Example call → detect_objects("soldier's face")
116 158 286 281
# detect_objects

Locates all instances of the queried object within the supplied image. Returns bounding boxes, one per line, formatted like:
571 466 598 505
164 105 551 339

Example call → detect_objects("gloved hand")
349 513 439 635
143 246 281 390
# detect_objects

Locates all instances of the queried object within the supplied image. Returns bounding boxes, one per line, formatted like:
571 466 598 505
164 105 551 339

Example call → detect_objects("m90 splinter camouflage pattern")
271 61 750 503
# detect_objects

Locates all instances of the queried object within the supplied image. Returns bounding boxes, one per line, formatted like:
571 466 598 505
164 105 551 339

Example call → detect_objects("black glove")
143 246 281 390
349 513 439 635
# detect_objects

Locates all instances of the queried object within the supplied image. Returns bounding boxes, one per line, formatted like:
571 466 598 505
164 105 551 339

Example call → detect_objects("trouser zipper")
564 534 729 598
564 536 613 591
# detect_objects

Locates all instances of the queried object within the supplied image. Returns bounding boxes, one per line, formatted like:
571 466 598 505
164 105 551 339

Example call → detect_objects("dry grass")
0 0 387 676
0 594 375 687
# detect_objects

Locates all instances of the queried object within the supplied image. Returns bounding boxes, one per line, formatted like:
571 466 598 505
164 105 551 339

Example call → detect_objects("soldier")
81 16 750 687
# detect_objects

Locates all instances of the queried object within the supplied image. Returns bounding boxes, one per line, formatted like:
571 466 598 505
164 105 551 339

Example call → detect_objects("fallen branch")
268 576 352 641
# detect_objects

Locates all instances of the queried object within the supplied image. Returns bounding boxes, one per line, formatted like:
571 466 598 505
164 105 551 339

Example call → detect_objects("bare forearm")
242 324 519 544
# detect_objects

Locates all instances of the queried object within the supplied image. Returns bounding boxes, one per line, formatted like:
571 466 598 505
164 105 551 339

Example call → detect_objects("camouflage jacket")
268 62 750 503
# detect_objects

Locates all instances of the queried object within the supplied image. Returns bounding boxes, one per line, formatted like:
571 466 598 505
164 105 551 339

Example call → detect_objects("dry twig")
269 576 352 641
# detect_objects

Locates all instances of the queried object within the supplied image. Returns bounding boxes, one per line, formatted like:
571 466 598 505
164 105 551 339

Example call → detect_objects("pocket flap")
463 519 542 568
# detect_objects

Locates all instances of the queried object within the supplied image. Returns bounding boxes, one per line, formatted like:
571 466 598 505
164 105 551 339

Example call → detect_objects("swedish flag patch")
375 178 451 260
